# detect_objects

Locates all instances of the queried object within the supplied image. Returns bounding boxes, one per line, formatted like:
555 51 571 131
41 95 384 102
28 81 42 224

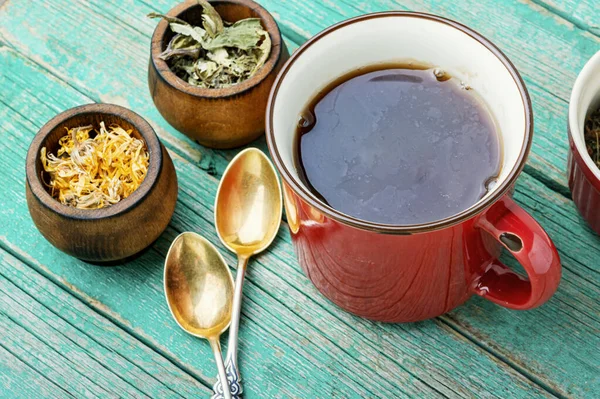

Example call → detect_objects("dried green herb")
585 106 600 169
148 0 271 89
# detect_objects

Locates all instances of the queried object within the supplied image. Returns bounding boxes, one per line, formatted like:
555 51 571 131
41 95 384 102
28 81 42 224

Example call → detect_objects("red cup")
267 12 561 322
568 50 600 234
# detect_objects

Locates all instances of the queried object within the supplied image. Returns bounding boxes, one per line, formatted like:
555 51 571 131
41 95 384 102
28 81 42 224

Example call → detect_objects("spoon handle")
212 256 248 399
211 353 241 399
210 338 233 399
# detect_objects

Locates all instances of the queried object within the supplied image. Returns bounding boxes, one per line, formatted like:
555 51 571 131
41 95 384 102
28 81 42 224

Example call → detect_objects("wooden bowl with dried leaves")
148 0 289 149
25 104 178 263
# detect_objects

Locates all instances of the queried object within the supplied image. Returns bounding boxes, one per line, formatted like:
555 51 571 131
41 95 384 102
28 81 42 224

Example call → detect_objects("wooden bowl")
148 0 290 149
25 104 178 262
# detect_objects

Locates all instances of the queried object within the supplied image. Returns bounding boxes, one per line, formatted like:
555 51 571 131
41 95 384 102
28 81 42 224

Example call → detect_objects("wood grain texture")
531 0 600 36
266 0 599 194
0 47 560 399
0 250 210 398
0 0 596 191
0 0 598 397
0 344 74 399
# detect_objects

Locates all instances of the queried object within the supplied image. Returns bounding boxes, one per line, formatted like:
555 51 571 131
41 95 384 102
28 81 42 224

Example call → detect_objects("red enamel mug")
266 12 562 322
568 50 600 234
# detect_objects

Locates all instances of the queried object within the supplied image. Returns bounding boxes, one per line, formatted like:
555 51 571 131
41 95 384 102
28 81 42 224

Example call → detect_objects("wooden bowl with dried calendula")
25 103 178 262
148 0 289 149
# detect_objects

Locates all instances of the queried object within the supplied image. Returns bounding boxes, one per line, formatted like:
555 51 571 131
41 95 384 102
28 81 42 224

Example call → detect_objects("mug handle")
472 196 561 310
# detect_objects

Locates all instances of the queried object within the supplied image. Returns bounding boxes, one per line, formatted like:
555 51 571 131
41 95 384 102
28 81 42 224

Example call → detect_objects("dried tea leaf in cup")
585 107 600 169
148 0 272 89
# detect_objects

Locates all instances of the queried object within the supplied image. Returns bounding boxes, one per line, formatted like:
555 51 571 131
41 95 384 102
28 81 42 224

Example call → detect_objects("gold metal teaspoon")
164 232 234 399
212 148 283 398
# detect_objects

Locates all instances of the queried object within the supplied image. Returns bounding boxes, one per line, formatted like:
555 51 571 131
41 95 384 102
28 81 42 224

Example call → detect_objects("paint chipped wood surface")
0 0 598 397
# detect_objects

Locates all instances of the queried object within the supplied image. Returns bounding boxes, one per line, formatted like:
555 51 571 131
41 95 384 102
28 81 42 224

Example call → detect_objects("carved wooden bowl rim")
150 0 284 99
25 103 163 220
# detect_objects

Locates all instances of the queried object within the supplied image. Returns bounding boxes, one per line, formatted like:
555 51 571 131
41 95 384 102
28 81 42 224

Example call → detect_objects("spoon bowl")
165 232 234 337
216 148 283 255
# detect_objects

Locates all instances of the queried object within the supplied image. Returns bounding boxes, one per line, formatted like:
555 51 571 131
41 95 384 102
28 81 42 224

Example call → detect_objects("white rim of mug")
266 11 533 234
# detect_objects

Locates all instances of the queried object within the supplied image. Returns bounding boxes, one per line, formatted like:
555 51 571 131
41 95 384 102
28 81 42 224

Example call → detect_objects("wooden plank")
267 0 598 192
0 0 590 270
0 0 598 397
1 0 596 396
265 0 599 192
0 302 143 398
0 344 74 399
267 0 600 100
445 173 600 397
0 51 432 398
0 0 268 180
530 0 600 36
0 0 597 190
0 48 560 398
168 156 600 398
0 251 210 398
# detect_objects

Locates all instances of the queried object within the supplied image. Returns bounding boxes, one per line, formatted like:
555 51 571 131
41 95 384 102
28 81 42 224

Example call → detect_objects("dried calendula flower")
40 122 149 209
148 0 272 89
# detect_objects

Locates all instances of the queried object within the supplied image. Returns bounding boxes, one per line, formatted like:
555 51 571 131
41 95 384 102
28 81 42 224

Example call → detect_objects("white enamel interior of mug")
570 50 600 180
270 14 527 217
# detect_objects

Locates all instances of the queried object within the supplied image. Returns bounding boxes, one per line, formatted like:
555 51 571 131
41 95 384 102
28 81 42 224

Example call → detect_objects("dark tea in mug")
295 63 501 225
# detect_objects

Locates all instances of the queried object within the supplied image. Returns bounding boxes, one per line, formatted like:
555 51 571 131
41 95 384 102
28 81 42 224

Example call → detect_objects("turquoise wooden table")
0 0 599 398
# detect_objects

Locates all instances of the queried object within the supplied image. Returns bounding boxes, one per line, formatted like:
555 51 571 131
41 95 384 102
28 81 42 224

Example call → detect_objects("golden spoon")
212 148 283 398
164 232 234 399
